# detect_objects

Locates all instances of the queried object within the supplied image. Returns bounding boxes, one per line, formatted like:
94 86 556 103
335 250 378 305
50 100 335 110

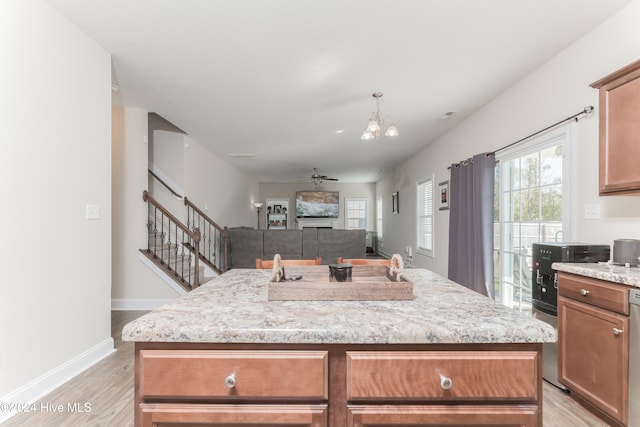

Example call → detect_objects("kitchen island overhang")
124 268 555 427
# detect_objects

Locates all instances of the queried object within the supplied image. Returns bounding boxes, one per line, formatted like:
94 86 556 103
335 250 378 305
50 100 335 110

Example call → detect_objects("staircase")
141 190 228 292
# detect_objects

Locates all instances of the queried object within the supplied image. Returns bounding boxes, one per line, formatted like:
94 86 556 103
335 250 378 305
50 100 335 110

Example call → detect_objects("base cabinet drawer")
140 403 327 427
347 351 539 401
135 345 542 426
348 405 539 426
139 350 328 400
558 272 629 315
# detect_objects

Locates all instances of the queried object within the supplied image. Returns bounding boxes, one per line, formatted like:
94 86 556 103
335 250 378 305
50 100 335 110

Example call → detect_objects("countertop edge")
552 262 640 287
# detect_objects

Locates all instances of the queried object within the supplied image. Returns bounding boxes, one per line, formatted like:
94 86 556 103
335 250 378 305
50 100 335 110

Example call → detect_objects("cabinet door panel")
348 405 538 426
558 297 629 424
141 403 327 427
591 59 640 195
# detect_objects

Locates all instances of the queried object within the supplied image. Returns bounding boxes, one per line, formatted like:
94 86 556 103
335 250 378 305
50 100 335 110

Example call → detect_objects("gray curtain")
448 152 495 298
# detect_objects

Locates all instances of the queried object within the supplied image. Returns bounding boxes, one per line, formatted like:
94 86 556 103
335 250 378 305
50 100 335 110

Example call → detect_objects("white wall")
381 0 640 277
0 0 113 412
112 108 181 307
111 111 258 307
184 136 258 228
259 182 376 230
150 130 185 192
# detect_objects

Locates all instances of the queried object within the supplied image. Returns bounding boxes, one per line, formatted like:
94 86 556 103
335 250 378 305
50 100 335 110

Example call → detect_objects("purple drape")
448 153 495 298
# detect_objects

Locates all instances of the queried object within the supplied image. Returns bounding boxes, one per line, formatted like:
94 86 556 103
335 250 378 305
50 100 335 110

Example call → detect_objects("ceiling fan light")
385 124 399 137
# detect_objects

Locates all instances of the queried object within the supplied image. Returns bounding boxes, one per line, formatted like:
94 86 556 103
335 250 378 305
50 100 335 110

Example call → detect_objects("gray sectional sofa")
226 228 367 268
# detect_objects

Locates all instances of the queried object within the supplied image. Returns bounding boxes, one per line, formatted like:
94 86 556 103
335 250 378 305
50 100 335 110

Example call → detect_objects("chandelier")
361 92 399 140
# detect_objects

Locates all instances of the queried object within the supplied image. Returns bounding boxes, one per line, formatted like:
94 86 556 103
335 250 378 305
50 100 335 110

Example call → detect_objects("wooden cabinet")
347 405 539 426
558 272 630 426
135 343 543 426
591 59 640 195
346 351 538 401
136 349 328 426
346 351 540 426
140 404 328 426
139 350 328 400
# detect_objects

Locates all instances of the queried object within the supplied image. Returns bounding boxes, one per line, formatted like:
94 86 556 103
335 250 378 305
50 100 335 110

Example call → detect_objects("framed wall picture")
438 181 449 210
392 191 399 214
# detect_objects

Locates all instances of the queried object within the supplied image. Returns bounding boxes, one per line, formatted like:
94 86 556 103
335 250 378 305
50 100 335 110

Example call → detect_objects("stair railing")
142 190 201 289
148 169 183 199
184 197 228 273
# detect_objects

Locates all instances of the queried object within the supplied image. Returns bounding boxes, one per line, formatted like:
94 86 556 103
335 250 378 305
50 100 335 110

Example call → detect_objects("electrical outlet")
86 204 100 220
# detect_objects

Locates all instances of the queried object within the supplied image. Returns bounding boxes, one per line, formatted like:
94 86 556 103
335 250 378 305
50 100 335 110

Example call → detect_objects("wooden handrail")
184 196 229 273
148 169 183 199
143 190 201 287
184 197 224 233
143 191 197 239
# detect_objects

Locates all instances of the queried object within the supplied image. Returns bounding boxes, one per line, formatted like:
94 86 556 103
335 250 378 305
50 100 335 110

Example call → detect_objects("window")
494 123 574 314
376 196 383 240
345 198 368 229
416 176 434 255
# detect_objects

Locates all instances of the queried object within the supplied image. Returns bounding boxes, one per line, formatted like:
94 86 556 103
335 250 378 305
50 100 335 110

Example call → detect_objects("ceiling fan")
302 168 339 186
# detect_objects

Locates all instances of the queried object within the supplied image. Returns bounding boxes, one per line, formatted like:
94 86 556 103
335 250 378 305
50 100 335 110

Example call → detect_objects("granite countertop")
122 268 555 345
552 262 640 288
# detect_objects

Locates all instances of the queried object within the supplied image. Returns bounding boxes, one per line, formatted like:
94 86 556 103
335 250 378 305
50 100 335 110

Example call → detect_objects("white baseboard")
0 338 114 424
111 298 178 310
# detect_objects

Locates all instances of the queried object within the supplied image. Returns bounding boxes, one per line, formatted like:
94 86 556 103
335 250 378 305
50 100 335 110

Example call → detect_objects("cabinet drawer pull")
613 328 624 336
440 375 453 390
580 289 590 296
224 374 237 389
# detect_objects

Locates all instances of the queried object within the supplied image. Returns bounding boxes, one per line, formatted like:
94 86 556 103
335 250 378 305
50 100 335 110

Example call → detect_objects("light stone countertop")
122 267 555 345
552 262 640 288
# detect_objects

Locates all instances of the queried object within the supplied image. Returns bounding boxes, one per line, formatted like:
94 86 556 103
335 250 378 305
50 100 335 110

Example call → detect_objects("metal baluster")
180 228 185 283
152 206 159 258
173 221 179 274
188 251 193 289
146 203 151 253
160 212 165 264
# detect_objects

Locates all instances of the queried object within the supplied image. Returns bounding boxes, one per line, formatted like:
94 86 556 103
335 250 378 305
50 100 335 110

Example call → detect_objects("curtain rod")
447 105 594 170
491 105 594 155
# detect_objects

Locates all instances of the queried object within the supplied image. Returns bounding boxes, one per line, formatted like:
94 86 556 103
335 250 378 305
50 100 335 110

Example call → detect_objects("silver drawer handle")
224 374 236 389
440 375 453 390
613 328 624 336
580 289 590 296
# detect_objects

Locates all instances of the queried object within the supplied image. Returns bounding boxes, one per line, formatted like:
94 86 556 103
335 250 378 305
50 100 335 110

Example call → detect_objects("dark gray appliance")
531 242 610 390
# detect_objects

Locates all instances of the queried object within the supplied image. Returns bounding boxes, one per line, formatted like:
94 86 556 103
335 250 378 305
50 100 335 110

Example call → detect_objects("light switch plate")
583 204 600 220
86 204 100 220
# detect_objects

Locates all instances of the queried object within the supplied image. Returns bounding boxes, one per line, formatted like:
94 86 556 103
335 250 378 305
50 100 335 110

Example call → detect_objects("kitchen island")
123 267 555 427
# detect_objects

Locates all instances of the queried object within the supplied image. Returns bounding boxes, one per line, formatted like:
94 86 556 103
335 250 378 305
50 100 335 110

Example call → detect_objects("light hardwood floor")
1 311 610 426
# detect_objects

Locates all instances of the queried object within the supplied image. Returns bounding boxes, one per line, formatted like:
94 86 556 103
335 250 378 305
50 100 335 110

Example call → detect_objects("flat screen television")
295 191 339 218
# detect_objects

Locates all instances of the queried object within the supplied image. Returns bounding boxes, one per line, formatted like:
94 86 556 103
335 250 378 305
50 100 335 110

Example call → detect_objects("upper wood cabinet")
591 59 640 195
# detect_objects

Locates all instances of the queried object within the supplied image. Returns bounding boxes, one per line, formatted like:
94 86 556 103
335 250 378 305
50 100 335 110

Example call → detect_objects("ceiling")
46 0 631 184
